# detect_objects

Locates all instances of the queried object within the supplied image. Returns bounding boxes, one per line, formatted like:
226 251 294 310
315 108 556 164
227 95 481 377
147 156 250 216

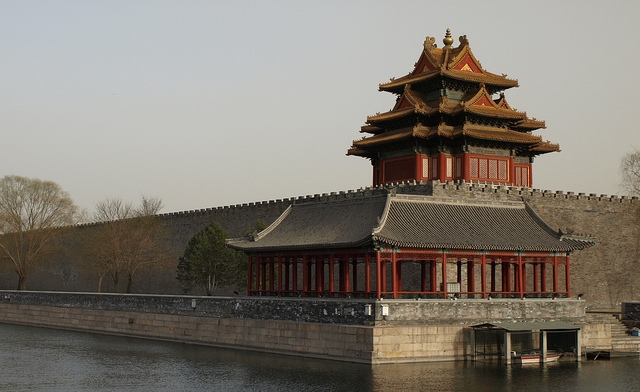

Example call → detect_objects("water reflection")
0 323 638 391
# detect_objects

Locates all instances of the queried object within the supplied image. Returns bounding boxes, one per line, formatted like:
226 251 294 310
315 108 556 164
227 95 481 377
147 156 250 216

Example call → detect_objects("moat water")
1 323 639 392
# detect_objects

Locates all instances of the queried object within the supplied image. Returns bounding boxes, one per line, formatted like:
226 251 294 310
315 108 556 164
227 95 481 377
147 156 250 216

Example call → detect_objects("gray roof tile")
228 194 593 253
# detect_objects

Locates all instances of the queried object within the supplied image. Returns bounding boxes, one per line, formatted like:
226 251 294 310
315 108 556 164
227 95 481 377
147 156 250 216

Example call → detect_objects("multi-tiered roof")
348 30 558 187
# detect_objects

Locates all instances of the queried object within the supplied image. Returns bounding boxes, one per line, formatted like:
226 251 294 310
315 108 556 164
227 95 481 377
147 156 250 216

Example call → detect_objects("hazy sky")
2 1 639 214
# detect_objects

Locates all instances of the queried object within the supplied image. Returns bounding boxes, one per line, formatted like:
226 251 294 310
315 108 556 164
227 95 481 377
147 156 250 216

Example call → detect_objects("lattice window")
479 159 488 178
422 157 429 179
498 160 508 180
489 159 497 179
515 166 529 187
469 158 478 178
456 157 462 178
446 157 453 178
521 167 529 187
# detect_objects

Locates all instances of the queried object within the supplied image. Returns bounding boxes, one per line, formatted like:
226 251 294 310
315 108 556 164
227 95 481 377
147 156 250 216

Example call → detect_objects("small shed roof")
472 321 581 332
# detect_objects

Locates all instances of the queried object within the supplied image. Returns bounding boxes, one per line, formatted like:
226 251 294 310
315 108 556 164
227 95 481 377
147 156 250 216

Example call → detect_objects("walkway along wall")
0 291 599 364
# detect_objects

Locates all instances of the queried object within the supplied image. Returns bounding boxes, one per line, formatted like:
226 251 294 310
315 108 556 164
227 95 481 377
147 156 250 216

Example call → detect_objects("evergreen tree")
177 221 246 295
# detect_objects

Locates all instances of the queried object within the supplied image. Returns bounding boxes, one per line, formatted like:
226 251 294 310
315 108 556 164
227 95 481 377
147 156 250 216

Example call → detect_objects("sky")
2 1 639 215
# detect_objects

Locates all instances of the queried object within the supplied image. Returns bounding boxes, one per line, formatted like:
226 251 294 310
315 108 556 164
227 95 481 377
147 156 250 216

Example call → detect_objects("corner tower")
348 30 558 187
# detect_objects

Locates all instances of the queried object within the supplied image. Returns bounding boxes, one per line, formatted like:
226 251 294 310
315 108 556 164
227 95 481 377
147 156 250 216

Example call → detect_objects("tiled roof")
348 124 557 156
373 196 590 252
227 195 387 252
228 194 593 253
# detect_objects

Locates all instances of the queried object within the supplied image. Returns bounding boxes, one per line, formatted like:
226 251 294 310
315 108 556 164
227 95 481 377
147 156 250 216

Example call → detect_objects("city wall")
0 291 589 364
0 181 636 309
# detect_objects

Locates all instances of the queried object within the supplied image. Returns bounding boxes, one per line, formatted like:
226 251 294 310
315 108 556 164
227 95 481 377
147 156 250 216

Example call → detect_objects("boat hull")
513 353 562 364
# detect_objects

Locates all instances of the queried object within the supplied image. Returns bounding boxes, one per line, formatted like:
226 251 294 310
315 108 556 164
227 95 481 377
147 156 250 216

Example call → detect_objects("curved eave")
531 141 561 153
366 106 425 123
379 72 440 93
443 69 518 89
350 124 552 153
360 124 384 134
462 125 544 145
514 118 546 131
379 70 518 94
350 127 434 150
373 235 589 252
346 146 374 158
228 238 374 253
465 105 527 120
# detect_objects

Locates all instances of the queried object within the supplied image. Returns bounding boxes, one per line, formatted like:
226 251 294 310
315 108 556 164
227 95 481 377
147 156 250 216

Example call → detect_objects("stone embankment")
0 291 601 364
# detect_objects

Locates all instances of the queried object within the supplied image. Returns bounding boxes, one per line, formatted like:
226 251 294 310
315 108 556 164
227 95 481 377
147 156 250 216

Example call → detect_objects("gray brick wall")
0 181 636 309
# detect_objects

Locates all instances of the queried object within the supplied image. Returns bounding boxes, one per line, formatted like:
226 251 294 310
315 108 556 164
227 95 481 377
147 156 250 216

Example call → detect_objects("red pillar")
541 260 547 293
553 256 558 294
508 157 516 186
415 154 423 182
533 262 539 294
462 152 470 182
438 153 447 182
269 258 275 292
517 255 524 298
553 256 559 294
329 254 335 298
292 257 298 293
344 256 351 294
283 259 290 294
277 256 283 296
391 253 398 299
395 258 401 297
365 253 371 298
381 259 387 297
481 254 487 298
565 256 571 297
316 255 324 297
260 258 267 294
521 258 527 297
442 254 448 297
430 259 437 293
467 259 475 295
491 259 496 294
376 253 382 299
302 255 308 295
503 261 511 294
352 258 359 294
247 256 253 295
514 260 520 295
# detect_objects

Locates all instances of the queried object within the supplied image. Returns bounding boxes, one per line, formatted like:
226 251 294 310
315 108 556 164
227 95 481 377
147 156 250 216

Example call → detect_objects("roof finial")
443 28 454 48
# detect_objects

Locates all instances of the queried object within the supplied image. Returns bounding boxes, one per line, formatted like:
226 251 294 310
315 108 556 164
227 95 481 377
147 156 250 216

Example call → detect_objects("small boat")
511 351 562 364
585 351 610 360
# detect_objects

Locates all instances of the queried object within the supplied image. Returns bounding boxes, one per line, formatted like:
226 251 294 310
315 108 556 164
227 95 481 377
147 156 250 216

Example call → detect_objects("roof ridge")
392 194 525 208
372 194 394 235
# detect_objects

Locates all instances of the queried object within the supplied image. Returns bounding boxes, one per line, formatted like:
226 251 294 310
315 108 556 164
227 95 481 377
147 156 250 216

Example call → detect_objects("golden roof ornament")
423 36 437 51
443 28 454 48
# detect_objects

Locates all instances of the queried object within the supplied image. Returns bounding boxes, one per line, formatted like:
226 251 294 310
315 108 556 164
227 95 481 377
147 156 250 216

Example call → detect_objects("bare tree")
84 196 168 293
621 150 640 196
0 175 79 290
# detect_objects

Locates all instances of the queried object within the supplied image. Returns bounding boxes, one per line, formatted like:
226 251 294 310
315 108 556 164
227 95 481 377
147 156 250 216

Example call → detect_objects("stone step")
587 312 640 352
